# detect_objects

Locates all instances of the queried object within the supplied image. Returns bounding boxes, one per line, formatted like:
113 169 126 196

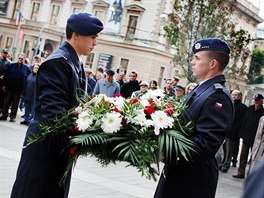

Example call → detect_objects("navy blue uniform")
155 75 234 198
11 41 87 198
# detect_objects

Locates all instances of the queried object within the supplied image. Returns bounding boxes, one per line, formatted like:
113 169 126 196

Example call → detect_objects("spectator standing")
121 71 140 98
163 79 174 100
93 69 120 97
149 80 158 90
0 48 11 114
132 81 149 99
248 116 264 174
220 90 247 172
233 93 264 179
29 55 42 71
0 53 30 122
185 83 197 94
85 68 96 96
117 72 126 89
171 76 179 90
11 12 103 198
174 85 185 103
154 38 234 198
20 63 39 126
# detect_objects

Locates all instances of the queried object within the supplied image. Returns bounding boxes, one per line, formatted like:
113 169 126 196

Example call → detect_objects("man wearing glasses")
0 53 30 122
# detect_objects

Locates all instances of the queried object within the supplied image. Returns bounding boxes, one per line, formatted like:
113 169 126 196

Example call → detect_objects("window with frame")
86 53 95 68
73 7 82 14
5 37 13 49
12 0 22 19
126 15 138 38
119 58 129 74
23 40 32 58
94 10 106 21
31 2 40 20
50 5 60 25
158 66 165 86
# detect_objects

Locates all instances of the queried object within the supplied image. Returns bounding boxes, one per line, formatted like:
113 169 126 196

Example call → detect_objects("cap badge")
194 43 201 50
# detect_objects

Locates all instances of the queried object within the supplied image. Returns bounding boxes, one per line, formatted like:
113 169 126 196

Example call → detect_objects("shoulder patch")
214 83 223 91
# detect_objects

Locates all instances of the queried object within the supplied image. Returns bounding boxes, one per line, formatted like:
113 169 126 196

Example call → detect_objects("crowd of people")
0 12 264 198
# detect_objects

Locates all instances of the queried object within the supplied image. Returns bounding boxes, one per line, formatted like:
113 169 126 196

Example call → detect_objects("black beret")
106 69 115 76
174 85 184 91
67 12 103 36
192 38 230 54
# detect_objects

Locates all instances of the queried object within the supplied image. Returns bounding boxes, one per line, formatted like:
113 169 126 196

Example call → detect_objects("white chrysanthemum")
108 96 125 110
141 89 165 100
133 114 153 127
139 99 150 107
101 112 122 133
88 94 107 105
76 111 93 131
151 111 174 135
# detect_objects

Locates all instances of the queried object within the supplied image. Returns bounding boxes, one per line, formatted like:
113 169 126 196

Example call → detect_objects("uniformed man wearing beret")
11 13 103 198
154 38 234 198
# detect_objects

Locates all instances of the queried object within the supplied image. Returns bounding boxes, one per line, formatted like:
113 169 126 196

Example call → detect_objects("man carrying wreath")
11 13 103 198
154 38 234 198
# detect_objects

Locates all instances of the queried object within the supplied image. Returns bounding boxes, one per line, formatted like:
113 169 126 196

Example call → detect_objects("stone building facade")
0 0 262 88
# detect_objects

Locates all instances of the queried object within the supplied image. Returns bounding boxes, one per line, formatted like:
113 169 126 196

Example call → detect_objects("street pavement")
1 111 245 198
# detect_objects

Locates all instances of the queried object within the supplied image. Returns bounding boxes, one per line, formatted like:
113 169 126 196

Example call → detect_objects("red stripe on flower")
111 107 122 114
114 94 122 98
148 99 157 108
131 98 139 104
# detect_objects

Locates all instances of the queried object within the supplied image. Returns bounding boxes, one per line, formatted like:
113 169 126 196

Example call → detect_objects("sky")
250 0 264 27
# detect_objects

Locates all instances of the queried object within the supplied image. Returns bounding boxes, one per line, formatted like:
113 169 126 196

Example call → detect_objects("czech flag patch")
215 102 223 109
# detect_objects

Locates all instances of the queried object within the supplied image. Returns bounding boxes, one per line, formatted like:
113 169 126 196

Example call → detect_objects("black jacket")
11 41 86 198
240 105 264 147
121 80 140 98
226 100 248 140
155 75 234 198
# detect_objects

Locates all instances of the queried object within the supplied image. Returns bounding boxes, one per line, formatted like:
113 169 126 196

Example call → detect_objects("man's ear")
209 59 218 70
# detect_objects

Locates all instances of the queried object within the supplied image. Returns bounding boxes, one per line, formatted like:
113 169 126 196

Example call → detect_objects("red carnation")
71 125 81 135
144 106 155 116
70 146 78 156
131 98 139 104
148 99 157 109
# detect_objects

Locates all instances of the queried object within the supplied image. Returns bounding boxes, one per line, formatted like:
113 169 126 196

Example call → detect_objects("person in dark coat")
220 90 248 172
20 63 40 126
11 12 103 198
242 156 264 198
233 93 264 179
120 71 140 98
154 38 234 198
0 53 31 122
0 48 11 114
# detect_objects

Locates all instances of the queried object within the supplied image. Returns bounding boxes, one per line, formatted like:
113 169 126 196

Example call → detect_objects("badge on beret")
194 43 201 50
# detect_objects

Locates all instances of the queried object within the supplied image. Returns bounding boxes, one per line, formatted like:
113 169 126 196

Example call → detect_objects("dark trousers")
1 90 21 119
237 143 251 176
221 138 239 170
23 100 33 122
231 140 240 166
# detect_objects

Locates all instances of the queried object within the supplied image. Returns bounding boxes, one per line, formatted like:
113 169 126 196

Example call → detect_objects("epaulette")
214 83 223 91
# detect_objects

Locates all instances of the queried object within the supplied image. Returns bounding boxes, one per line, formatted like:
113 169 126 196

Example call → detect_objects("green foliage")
163 0 251 84
248 48 264 84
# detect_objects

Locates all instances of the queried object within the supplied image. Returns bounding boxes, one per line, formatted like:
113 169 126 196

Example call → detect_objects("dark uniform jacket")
226 99 247 140
155 75 234 198
11 41 86 198
240 105 264 147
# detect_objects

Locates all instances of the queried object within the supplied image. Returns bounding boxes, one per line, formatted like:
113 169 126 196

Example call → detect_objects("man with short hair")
220 90 247 172
11 12 103 198
233 93 264 179
93 69 120 97
121 71 140 98
0 53 31 122
155 38 234 198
